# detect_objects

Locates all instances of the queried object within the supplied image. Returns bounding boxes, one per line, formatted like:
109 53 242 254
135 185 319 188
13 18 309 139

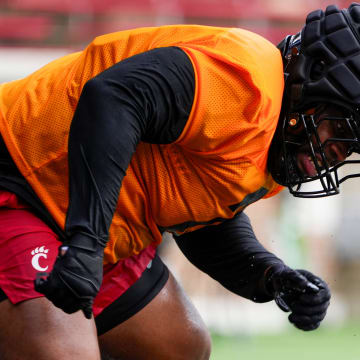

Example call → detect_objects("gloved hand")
266 265 331 331
34 242 104 319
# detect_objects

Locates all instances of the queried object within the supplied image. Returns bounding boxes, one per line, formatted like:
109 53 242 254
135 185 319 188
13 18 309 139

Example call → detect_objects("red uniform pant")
0 190 156 317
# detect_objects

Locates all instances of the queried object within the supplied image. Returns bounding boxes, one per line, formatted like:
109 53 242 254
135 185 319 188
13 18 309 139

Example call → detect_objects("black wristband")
64 232 107 252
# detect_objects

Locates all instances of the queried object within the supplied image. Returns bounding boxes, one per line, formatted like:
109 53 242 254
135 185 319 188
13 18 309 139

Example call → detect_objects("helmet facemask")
277 105 360 197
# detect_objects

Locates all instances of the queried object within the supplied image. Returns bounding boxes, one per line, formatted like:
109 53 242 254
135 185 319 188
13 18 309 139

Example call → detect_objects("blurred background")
1 0 360 358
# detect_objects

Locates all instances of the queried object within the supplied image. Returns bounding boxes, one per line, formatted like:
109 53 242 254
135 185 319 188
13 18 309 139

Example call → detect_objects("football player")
0 3 359 359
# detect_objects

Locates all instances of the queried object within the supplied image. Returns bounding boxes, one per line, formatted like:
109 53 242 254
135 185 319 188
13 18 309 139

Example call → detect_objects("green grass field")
210 323 360 360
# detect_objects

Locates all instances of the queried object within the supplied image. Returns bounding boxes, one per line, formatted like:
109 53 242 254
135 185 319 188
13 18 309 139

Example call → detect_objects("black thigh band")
95 254 169 336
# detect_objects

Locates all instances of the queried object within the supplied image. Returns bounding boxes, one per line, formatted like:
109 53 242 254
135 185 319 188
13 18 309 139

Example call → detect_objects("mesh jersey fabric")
0 25 284 263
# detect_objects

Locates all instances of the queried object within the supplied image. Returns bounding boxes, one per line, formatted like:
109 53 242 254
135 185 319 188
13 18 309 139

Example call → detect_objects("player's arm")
35 46 195 318
66 46 194 246
175 212 331 331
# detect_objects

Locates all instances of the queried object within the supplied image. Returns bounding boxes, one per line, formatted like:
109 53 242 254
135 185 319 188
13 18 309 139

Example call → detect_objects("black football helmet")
269 3 360 197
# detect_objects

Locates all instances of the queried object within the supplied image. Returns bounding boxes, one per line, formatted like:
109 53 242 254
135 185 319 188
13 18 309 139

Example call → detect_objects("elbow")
75 76 115 125
81 76 108 101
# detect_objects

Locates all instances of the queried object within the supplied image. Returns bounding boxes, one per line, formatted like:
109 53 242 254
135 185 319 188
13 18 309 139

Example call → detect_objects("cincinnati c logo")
31 246 49 272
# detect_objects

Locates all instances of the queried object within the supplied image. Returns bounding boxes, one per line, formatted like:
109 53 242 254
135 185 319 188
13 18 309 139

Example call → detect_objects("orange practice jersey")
0 25 284 263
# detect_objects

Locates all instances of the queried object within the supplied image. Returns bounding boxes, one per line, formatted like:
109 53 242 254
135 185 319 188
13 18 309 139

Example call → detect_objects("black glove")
266 265 331 331
34 239 104 319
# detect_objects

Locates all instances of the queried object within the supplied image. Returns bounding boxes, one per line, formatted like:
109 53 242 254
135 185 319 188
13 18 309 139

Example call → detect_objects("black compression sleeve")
175 212 284 303
65 47 195 248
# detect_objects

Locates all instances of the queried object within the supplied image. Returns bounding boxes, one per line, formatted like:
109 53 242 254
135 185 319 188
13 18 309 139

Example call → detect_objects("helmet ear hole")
310 59 326 80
